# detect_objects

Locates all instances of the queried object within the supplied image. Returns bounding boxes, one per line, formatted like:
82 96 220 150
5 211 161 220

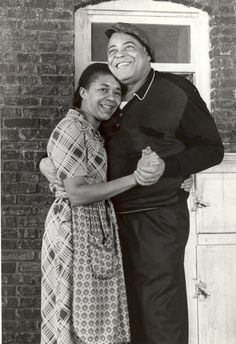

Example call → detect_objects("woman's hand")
134 147 165 186
39 157 64 188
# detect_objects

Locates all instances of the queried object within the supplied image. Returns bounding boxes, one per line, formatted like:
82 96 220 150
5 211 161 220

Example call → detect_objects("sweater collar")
134 68 156 100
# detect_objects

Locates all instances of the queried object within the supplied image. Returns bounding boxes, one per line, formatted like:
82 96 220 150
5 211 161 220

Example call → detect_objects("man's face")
107 32 151 85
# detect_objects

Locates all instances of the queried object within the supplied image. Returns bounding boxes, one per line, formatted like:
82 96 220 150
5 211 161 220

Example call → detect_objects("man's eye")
114 90 121 96
125 45 135 50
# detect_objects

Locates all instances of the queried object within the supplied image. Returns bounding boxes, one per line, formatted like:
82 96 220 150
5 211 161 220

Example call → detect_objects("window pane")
91 23 190 63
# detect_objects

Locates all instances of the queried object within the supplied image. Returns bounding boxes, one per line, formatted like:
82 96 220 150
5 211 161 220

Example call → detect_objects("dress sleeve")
47 118 87 180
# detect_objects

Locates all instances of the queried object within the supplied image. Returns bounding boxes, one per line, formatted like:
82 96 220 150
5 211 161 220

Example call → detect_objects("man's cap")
105 22 155 62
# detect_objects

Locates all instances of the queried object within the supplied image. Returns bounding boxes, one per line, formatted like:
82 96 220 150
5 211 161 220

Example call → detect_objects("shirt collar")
134 68 156 101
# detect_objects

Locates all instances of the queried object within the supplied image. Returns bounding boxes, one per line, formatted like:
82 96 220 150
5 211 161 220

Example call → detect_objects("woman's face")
80 73 121 127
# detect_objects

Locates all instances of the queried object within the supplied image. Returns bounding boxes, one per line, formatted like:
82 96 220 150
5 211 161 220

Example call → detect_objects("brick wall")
1 1 74 343
1 0 236 343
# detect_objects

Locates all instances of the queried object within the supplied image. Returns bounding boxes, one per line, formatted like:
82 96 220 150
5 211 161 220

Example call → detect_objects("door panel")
197 245 236 344
193 155 236 344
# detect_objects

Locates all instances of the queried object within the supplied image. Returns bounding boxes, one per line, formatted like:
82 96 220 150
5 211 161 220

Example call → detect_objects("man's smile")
116 61 132 68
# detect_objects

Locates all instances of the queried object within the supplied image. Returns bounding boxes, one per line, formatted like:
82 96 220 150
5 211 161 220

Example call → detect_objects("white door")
186 154 236 344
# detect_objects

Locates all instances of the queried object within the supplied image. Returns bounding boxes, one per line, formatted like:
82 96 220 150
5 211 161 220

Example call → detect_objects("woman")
41 63 159 344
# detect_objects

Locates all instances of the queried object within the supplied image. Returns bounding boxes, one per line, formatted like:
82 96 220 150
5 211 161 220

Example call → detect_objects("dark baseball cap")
105 22 155 62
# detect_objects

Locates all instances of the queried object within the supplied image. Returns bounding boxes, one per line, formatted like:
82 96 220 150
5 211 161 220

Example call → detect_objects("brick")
3 118 40 128
1 250 35 262
58 21 74 31
2 262 17 273
17 320 41 332
40 10 73 21
16 286 41 297
41 96 72 106
4 96 39 106
22 107 58 118
2 205 39 216
17 228 37 239
2 182 37 194
1 240 17 250
15 333 41 344
1 227 18 239
40 53 73 64
16 309 41 320
5 75 40 85
38 31 57 42
2 321 19 332
21 84 59 96
23 20 59 31
1 172 17 182
0 107 23 117
2 309 16 321
7 7 37 20
0 19 23 30
16 216 40 227
36 63 57 74
2 332 15 344
1 150 19 161
0 0 22 6
16 53 40 63
26 0 57 9
2 286 16 297
18 128 52 140
18 262 41 273
2 161 35 171
1 216 17 227
17 239 42 250
2 297 19 308
2 274 19 284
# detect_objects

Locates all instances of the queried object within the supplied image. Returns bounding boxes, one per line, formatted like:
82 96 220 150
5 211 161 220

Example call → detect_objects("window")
75 0 210 106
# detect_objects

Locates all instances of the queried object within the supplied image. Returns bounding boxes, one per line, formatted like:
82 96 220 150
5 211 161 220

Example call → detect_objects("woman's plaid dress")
41 109 130 344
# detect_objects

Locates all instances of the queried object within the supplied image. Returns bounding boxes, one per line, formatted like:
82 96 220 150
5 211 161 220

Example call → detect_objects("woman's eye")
108 49 116 55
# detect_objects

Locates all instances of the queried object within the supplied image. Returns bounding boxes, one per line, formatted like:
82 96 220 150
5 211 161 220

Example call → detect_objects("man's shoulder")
155 71 198 97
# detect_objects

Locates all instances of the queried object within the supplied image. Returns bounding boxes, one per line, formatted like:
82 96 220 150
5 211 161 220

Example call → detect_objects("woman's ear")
79 87 86 100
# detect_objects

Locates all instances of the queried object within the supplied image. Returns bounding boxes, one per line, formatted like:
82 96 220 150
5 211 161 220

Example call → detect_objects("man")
41 23 224 344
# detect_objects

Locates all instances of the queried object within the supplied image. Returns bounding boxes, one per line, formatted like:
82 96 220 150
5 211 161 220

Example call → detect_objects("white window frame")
75 0 211 108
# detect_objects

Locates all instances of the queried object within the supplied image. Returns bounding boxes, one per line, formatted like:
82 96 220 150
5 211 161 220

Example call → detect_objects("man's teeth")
117 62 130 68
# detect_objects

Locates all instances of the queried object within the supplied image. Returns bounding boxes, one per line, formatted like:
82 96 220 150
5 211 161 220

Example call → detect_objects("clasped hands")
134 146 165 186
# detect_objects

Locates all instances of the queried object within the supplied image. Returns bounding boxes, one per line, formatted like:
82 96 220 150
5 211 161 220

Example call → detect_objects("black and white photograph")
1 1 236 343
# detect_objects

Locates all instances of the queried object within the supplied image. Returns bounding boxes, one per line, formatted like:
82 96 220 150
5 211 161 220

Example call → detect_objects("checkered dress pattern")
41 109 130 344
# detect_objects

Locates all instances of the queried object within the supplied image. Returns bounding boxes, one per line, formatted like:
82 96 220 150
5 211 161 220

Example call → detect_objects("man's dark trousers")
117 200 190 344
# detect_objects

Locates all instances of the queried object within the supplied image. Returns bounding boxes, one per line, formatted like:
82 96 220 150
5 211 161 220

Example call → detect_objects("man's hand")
181 175 193 193
39 157 63 188
134 147 165 186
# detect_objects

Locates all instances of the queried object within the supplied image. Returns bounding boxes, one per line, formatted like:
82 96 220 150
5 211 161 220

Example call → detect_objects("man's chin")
113 70 133 83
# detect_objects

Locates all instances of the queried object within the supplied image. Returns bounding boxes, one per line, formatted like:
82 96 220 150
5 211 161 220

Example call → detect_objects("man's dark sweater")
100 69 224 212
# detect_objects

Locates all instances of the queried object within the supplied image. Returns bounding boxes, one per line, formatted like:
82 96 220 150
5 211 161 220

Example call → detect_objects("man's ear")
143 46 151 61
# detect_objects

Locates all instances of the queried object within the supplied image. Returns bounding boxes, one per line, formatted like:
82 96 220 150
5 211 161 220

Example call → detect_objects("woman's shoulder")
53 109 86 134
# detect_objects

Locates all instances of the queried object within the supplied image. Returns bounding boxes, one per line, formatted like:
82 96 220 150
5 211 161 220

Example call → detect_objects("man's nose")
114 49 126 57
